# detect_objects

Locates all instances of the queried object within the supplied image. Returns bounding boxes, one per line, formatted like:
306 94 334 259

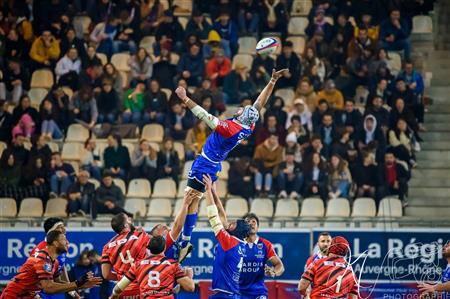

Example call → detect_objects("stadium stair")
405 0 450 222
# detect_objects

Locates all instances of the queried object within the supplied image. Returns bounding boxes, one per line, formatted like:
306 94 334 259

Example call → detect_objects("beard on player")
443 243 450 258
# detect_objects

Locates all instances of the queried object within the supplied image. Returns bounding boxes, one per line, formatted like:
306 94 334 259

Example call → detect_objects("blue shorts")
187 155 221 192
209 292 240 299
240 295 268 299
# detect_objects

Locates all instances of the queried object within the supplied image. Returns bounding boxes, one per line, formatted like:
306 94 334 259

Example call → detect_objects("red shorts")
119 282 140 299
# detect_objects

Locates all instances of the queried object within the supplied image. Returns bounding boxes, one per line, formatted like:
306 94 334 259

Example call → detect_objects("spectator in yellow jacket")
29 30 60 70
317 80 344 110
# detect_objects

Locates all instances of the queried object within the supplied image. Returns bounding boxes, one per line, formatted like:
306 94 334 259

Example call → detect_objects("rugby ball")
256 37 280 56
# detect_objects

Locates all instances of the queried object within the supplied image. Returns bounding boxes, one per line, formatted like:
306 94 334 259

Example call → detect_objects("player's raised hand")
418 282 436 297
203 174 213 190
76 272 103 289
184 267 194 278
264 265 276 278
271 68 288 81
183 188 197 206
175 86 187 101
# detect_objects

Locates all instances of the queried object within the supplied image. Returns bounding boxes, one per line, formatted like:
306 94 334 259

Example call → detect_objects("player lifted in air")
240 213 285 299
298 236 358 299
174 68 287 260
109 236 195 299
0 230 102 299
203 174 251 299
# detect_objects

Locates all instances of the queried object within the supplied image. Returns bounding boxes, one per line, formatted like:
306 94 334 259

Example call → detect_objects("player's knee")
184 187 203 208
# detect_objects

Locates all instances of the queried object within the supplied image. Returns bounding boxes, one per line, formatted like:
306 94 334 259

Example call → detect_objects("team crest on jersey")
257 243 263 250
44 263 52 272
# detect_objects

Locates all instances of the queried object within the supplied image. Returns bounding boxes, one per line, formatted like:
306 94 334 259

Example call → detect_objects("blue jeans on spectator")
255 172 272 192
97 39 114 58
238 12 260 34
50 175 72 195
331 181 350 198
41 120 63 139
98 113 117 124
113 40 137 55
82 165 102 181
381 38 411 60
143 112 165 125
67 194 91 215
277 172 304 194
122 111 142 124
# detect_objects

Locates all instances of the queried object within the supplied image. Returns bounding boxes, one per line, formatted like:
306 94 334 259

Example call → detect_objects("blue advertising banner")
0 228 311 283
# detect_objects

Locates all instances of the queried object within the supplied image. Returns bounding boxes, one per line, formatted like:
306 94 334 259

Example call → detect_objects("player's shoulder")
33 249 52 261
258 237 273 247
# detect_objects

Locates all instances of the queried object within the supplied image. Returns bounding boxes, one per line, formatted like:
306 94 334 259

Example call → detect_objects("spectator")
40 98 63 140
55 47 82 90
44 87 71 131
144 79 168 124
368 78 390 106
389 118 417 167
286 116 310 147
1 134 29 166
356 114 386 163
0 99 13 142
82 46 102 70
185 120 210 161
334 13 354 44
250 62 271 94
0 153 21 187
276 41 302 89
213 10 239 56
238 0 260 35
80 137 102 181
12 113 35 141
389 97 419 134
152 49 177 89
22 155 50 200
29 135 52 167
185 10 212 41
69 250 101 299
205 49 232 88
328 32 348 78
352 0 382 25
97 79 120 124
12 95 40 127
253 134 284 196
130 139 158 184
380 9 411 60
70 86 98 129
306 30 329 59
103 63 124 98
331 129 353 161
157 137 180 185
177 43 204 87
397 61 424 97
3 58 30 104
295 78 318 112
315 112 337 158
90 17 119 58
139 0 165 35
203 29 230 59
305 8 333 42
312 99 332 129
94 170 132 218
223 64 256 104
256 114 286 146
378 150 410 204
227 157 256 201
193 79 224 112
390 78 424 128
166 102 195 141
4 28 27 61
81 61 104 93
49 152 76 197
365 96 390 133
368 49 389 79
264 96 287 128
67 170 96 216
261 0 288 38
285 98 313 132
304 134 325 161
285 132 303 163
89 0 114 23
277 149 303 199
103 134 131 180
29 30 60 70
336 99 363 137
129 47 153 87
328 154 352 199
347 27 376 59
303 152 328 200
303 47 326 86
154 10 184 53
60 27 87 61
113 9 137 54
354 152 379 198
122 82 146 125
317 80 344 110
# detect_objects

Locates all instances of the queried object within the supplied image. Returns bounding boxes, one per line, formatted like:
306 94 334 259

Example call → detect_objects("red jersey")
302 256 358 298
0 249 59 299
124 255 186 299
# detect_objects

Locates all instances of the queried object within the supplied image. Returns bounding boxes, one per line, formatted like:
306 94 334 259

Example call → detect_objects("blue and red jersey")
442 264 450 297
239 237 277 297
189 119 254 187
211 229 246 297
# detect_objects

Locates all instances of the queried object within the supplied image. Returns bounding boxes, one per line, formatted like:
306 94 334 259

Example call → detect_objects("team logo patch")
43 263 52 272
257 243 263 250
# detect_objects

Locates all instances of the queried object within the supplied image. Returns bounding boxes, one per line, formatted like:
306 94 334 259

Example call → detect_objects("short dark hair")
102 169 114 178
243 213 260 226
43 217 64 233
148 236 166 254
318 99 328 106
150 224 162 236
111 213 128 234
284 41 293 48
47 230 63 245
319 232 331 238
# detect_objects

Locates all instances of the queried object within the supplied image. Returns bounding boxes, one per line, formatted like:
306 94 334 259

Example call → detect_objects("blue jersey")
164 231 181 260
442 264 450 296
211 229 246 297
189 119 254 187
239 237 277 298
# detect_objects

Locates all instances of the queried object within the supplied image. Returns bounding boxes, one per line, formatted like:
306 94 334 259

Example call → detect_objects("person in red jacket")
205 49 231 88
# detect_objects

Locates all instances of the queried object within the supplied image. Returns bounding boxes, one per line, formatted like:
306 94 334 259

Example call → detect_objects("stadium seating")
225 197 249 218
174 142 185 161
88 178 100 189
220 161 230 180
73 15 91 35
96 53 108 65
298 198 324 228
290 0 313 16
61 142 83 161
324 198 350 228
140 36 156 53
147 198 172 219
250 198 274 219
152 179 177 198
66 124 90 142
30 69 54 89
412 15 433 34
124 198 147 218
113 178 127 194
0 141 7 157
275 88 296 107
273 199 299 228
215 179 228 199
378 197 403 218
232 54 253 70
44 198 68 217
238 37 257 55
111 53 131 72
182 160 193 179
286 36 306 55
288 17 309 35
28 88 48 109
142 124 164 143
18 198 44 218
127 179 152 198
0 198 17 218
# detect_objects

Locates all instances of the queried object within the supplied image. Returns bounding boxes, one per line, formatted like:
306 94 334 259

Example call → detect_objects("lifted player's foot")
178 243 194 264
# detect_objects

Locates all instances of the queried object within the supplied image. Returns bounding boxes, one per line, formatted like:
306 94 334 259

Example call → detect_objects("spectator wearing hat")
223 63 256 105
256 113 287 146
305 8 333 42
203 30 230 59
94 170 132 219
238 0 260 35
177 43 204 87
185 10 212 42
206 49 232 88
29 30 60 71
55 47 82 90
213 10 239 56
277 149 304 199
276 41 302 89
380 9 411 60
285 132 303 163
286 98 313 132
0 99 13 142
67 170 96 216
317 80 344 110
336 99 363 137
377 150 410 204
3 58 30 105
356 114 387 163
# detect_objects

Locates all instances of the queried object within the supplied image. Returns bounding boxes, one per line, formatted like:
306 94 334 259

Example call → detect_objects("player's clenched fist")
175 86 187 101
184 267 194 278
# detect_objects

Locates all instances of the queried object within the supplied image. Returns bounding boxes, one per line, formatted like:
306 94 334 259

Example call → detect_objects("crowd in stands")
0 0 435 219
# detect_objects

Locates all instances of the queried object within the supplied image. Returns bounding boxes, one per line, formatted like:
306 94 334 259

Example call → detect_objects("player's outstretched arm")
211 182 228 226
266 256 285 278
175 87 219 130
252 68 287 112
41 272 102 294
419 281 450 295
171 188 197 240
297 278 311 296
203 174 224 235
101 263 118 281
109 276 132 299
177 267 195 292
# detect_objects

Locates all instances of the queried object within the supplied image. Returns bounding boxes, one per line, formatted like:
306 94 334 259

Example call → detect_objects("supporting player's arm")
266 256 285 277
101 263 118 281
109 276 132 299
204 175 224 235
211 182 228 227
297 278 311 296
41 272 102 294
252 68 287 112
171 188 197 240
175 87 219 130
176 267 195 292
419 281 450 294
